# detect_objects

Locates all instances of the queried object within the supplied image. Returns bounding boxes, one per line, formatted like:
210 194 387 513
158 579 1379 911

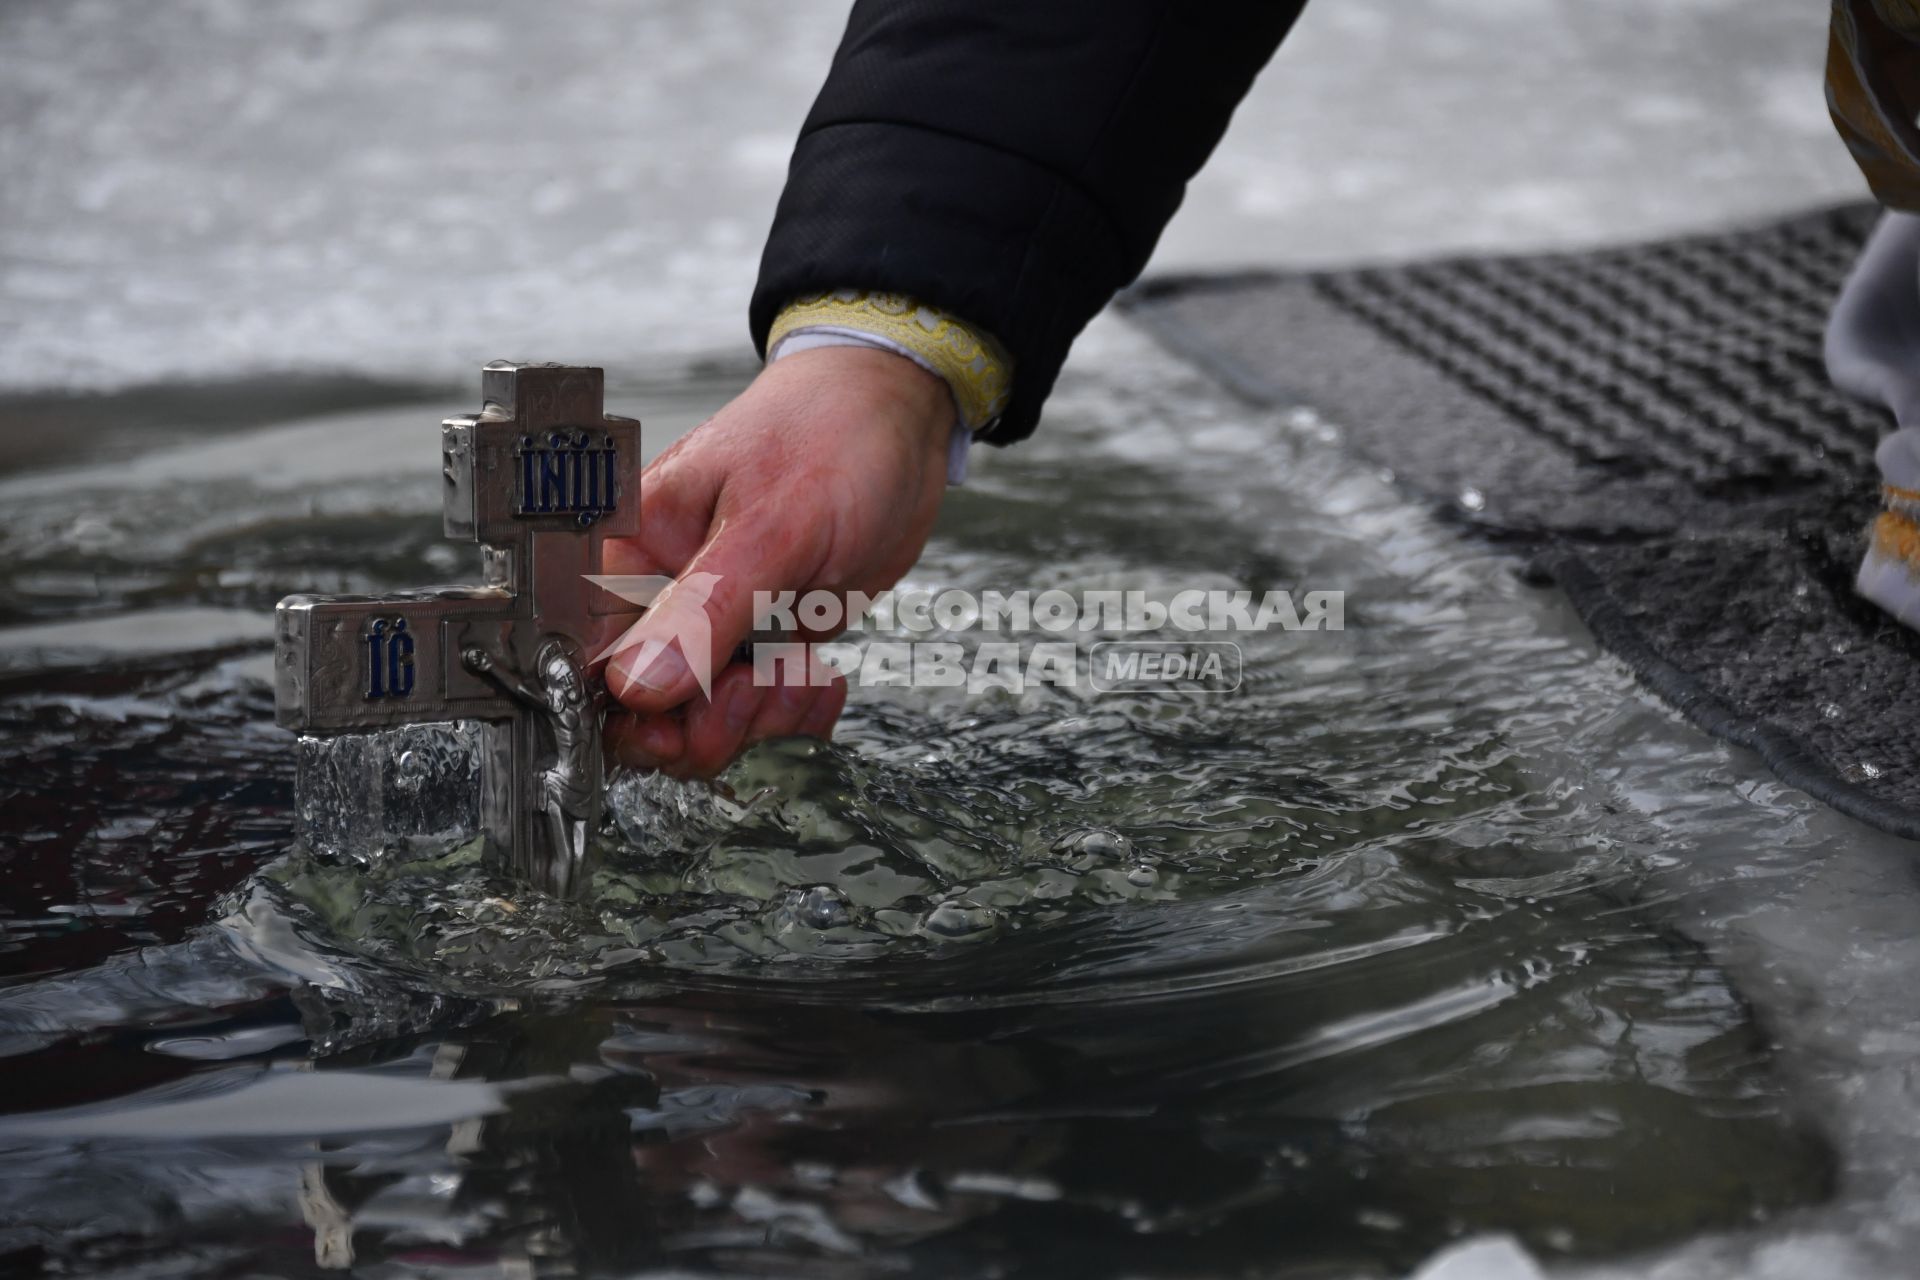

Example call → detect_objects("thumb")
601 520 818 715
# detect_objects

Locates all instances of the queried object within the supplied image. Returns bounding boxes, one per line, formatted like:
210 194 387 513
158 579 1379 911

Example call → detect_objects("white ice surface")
0 0 1868 394
1412 1236 1551 1280
0 606 269 671
0 1066 510 1139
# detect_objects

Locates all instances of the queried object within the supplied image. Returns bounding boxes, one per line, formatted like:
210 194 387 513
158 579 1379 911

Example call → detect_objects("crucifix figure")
273 362 641 898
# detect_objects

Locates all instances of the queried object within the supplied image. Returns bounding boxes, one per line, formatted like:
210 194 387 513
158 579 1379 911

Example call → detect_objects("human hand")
598 344 954 778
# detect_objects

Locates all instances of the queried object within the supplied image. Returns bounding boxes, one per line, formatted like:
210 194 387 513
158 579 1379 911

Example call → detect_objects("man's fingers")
604 515 824 716
609 440 721 579
797 670 849 740
676 664 774 779
748 669 848 748
592 448 720 684
666 660 849 780
604 710 685 772
600 579 719 713
742 675 818 748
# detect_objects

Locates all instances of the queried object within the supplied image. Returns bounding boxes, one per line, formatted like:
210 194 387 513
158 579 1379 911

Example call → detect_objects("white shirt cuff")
767 329 973 485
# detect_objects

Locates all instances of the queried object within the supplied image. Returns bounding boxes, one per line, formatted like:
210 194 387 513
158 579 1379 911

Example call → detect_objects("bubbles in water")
64 515 123 552
789 884 852 930
1048 827 1135 869
391 748 424 793
921 899 999 940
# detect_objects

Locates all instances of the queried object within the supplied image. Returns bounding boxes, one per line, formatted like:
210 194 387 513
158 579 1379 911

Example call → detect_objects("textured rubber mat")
1121 203 1920 838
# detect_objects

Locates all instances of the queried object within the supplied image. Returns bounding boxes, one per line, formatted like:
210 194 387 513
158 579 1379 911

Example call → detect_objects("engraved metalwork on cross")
273 362 642 898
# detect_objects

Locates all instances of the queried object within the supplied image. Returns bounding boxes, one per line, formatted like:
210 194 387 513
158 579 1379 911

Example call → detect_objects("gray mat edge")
1117 294 1920 845
1544 549 1920 841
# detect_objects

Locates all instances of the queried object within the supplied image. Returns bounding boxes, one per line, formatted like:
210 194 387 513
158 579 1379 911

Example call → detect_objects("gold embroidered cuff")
768 290 1015 432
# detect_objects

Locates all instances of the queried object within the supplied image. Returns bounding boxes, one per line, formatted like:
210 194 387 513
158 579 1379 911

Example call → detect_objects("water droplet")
390 747 429 792
1126 864 1159 888
1458 487 1486 513
790 885 851 930
1357 1208 1405 1232
1050 828 1133 865
1821 702 1843 720
922 900 999 940
66 515 122 552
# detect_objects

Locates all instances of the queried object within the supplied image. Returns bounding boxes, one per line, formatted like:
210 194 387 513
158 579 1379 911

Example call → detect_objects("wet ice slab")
0 1067 511 1140
0 606 269 672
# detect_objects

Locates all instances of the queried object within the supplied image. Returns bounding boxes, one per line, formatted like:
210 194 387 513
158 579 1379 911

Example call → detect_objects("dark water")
0 351 1838 1278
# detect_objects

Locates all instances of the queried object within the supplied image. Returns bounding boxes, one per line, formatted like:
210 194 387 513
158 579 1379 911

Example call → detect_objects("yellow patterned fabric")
769 290 1014 432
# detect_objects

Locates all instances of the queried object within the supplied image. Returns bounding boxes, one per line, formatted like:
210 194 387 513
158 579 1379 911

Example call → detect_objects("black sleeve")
749 0 1307 444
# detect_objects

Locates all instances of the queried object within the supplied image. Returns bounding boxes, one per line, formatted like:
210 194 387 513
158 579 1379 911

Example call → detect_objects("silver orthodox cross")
274 362 640 897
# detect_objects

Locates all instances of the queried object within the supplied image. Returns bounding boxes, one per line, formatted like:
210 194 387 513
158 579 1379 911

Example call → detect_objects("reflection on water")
0 339 1839 1277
